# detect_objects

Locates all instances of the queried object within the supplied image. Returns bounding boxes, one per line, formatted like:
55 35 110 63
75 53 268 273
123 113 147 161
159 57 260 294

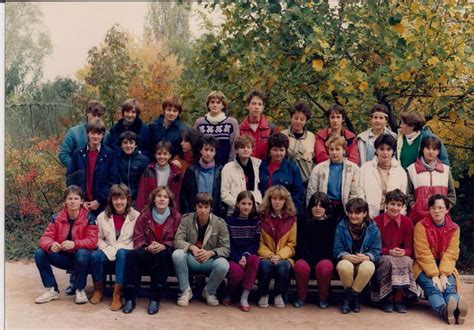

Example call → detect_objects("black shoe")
394 302 407 313
383 302 394 313
147 300 160 315
319 300 329 309
340 289 351 314
350 291 360 313
293 299 304 308
65 285 76 296
122 300 136 314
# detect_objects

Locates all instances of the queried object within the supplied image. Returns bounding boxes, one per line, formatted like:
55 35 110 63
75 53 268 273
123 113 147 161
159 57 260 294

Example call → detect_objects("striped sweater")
225 215 261 262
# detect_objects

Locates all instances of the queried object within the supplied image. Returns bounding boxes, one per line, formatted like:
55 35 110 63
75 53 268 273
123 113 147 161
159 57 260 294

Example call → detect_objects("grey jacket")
173 213 230 258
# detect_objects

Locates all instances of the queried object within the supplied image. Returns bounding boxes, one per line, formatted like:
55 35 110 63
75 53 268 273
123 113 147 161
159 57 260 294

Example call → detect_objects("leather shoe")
122 300 135 314
147 300 160 315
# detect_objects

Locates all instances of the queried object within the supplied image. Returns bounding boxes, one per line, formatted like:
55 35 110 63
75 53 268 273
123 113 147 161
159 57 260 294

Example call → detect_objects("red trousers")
227 255 260 293
294 259 334 301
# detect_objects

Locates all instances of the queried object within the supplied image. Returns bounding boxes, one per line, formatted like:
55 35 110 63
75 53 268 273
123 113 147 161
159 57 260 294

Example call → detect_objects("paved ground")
5 260 474 329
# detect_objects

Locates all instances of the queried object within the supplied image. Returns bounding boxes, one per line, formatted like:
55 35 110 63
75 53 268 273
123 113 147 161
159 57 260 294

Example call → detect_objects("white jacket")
357 127 397 165
96 207 140 261
306 159 360 209
359 157 407 218
221 157 263 215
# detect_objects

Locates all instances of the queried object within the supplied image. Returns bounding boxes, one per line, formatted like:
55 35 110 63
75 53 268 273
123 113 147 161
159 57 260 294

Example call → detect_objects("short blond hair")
260 185 296 217
206 91 228 112
325 135 346 149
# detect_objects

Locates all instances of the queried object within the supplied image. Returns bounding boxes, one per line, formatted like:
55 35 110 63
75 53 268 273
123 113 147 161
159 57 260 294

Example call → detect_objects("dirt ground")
4 260 474 329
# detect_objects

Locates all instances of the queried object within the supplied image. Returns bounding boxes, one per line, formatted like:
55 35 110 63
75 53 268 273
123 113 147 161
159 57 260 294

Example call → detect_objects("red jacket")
315 127 360 165
240 115 278 160
136 161 182 213
133 207 181 249
38 207 98 253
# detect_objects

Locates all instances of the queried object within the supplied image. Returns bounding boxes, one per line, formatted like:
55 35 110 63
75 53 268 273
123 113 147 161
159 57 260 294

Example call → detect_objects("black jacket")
117 149 150 200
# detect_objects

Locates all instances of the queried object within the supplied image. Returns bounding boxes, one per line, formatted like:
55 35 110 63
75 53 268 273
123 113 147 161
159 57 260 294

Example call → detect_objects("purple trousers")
294 259 334 301
227 255 260 293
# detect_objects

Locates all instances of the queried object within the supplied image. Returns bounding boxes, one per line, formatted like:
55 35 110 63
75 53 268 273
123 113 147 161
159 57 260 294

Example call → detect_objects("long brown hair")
147 186 175 210
105 184 131 218
259 185 296 217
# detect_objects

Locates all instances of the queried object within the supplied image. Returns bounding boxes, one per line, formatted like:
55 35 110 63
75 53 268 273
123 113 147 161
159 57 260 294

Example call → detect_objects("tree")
5 2 52 99
83 24 139 125
144 1 192 59
180 1 472 137
128 39 183 122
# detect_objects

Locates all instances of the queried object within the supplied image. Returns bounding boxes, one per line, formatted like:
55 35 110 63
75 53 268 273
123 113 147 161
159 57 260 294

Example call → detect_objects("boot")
90 282 104 305
340 288 351 314
110 284 123 311
351 290 361 313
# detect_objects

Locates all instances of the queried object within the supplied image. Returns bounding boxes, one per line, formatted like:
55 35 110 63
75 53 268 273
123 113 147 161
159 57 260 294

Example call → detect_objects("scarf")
152 207 170 225
205 112 227 124
237 157 255 191
199 158 215 170
404 131 421 145
421 156 438 172
348 220 366 241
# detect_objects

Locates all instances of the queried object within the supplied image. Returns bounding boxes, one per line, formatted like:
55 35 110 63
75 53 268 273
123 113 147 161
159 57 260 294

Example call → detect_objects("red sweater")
374 213 414 257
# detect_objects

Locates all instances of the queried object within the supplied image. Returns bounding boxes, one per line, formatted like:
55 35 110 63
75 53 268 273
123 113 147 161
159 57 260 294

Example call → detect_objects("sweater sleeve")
439 228 460 276
414 223 439 277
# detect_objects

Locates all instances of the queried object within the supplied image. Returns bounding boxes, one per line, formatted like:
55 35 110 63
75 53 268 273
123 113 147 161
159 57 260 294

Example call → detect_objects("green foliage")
144 1 193 60
5 2 52 99
180 0 472 134
84 24 140 125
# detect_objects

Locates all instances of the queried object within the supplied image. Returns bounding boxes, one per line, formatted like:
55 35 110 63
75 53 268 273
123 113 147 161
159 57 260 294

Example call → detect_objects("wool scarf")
152 207 170 225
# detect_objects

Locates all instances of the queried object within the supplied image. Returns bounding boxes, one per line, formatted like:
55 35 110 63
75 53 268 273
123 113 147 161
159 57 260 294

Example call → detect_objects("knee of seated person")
213 258 230 272
294 259 310 272
172 249 186 261
359 261 375 274
246 255 260 266
336 259 353 272
34 248 48 261
315 259 334 275
276 261 291 274
116 248 129 259
75 249 90 263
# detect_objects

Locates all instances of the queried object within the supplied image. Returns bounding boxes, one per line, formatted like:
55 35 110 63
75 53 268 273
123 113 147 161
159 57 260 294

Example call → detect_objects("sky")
39 2 219 82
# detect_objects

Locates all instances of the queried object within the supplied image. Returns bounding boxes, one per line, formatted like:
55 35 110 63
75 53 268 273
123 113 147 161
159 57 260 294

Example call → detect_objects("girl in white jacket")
90 184 140 310
221 135 263 215
359 134 407 218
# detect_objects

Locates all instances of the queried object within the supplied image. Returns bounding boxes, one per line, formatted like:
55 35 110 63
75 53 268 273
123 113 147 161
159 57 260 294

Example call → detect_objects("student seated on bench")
172 192 230 307
122 186 181 315
34 185 97 305
89 184 140 311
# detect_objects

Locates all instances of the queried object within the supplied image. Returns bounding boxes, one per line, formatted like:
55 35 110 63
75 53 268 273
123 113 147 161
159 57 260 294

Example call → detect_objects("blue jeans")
258 259 292 296
34 248 90 290
172 249 229 295
417 272 458 315
90 249 129 285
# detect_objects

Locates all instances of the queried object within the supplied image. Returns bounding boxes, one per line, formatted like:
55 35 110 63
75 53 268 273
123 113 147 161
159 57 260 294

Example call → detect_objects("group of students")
33 88 467 324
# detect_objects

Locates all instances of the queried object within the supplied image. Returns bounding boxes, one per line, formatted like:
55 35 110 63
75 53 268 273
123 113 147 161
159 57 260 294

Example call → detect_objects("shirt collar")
87 144 101 152
383 213 401 228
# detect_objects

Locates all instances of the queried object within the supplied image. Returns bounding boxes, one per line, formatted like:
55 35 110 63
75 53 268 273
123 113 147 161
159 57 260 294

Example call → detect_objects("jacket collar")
154 114 183 129
285 126 308 139
55 206 89 224
316 127 356 141
414 158 444 174
115 117 143 132
241 115 271 130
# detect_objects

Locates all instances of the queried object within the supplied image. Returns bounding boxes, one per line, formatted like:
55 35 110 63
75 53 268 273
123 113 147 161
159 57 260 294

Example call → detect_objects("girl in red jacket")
34 185 98 305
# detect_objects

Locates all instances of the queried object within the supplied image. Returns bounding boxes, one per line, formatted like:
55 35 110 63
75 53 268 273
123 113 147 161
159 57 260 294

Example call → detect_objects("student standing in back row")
239 89 278 160
194 91 240 166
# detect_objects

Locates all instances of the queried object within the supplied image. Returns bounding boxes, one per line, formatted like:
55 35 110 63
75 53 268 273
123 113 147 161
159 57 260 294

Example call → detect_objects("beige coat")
306 159 360 208
96 208 140 261
281 127 316 183
220 157 262 215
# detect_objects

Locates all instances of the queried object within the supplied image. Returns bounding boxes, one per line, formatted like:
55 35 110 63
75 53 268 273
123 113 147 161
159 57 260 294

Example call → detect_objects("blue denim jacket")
333 217 382 262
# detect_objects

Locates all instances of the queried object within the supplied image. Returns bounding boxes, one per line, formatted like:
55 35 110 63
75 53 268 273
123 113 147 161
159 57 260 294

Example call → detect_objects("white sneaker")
75 289 88 304
258 294 269 308
35 287 60 304
274 294 285 308
177 287 193 307
202 288 219 306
